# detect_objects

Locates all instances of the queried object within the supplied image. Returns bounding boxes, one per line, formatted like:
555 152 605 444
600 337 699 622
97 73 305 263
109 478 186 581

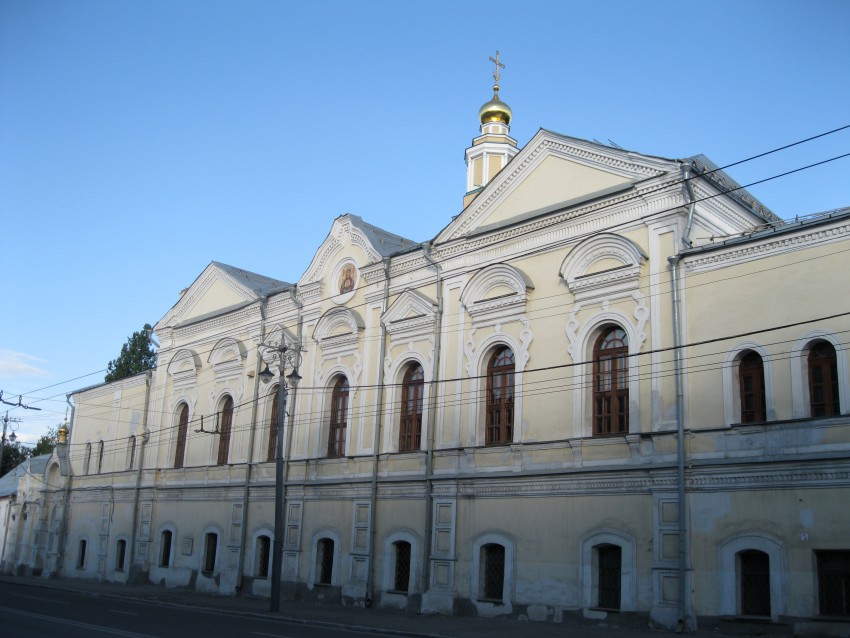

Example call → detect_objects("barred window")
593 327 628 436
399 364 424 452
393 541 412 592
174 403 189 469
480 543 505 601
817 551 850 617
217 397 234 465
809 342 840 417
486 348 515 446
256 535 271 579
328 378 349 458
739 352 766 423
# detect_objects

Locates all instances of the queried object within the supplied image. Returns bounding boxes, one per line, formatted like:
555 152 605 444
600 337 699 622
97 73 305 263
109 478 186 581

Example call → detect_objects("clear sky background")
1 0 848 444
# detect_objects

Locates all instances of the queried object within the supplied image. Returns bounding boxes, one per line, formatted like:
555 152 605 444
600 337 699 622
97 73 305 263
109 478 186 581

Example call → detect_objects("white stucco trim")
308 529 342 588
789 331 849 418
717 533 785 621
381 530 421 596
580 529 637 612
470 532 515 615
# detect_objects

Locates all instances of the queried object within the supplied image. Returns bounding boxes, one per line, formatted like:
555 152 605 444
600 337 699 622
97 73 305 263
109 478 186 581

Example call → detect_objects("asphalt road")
0 581 392 638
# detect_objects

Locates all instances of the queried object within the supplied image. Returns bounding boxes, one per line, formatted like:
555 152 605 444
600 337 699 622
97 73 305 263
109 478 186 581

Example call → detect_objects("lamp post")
259 343 302 612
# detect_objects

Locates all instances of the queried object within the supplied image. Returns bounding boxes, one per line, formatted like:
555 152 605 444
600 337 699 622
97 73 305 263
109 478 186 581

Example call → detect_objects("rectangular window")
817 551 850 617
739 550 771 616
203 533 218 574
317 538 334 585
597 544 622 610
256 536 271 579
78 539 87 569
481 544 505 601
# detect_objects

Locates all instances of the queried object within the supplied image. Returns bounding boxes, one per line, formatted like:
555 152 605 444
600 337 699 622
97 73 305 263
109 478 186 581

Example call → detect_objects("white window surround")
308 530 341 588
789 331 849 418
717 533 785 621
580 529 637 612
166 349 202 389
559 233 646 302
569 313 642 439
383 355 431 453
466 334 526 447
207 337 247 380
313 307 364 357
460 263 533 325
381 531 420 595
470 532 515 614
315 369 354 459
722 342 775 426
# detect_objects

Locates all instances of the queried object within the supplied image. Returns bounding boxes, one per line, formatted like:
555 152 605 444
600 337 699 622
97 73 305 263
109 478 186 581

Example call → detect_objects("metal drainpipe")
128 369 152 583
56 394 76 576
236 296 268 592
668 255 691 631
420 241 442 599
365 259 391 605
681 163 697 249
280 286 303 591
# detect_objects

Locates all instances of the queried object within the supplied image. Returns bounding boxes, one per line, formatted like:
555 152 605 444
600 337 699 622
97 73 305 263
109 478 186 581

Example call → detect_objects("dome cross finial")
489 50 505 89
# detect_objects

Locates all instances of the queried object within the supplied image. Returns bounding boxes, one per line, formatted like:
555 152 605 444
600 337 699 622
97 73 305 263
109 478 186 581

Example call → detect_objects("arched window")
739 351 766 423
217 396 234 465
83 443 92 475
203 532 218 574
486 347 515 446
593 327 629 436
126 436 136 470
160 530 173 567
96 440 105 474
328 377 349 458
266 390 279 462
399 364 424 452
174 403 189 469
809 341 840 417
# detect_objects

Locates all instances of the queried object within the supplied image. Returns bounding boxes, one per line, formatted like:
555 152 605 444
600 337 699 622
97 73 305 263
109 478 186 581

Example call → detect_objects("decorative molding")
460 264 533 325
208 337 247 381
381 289 437 341
559 233 646 302
313 307 364 358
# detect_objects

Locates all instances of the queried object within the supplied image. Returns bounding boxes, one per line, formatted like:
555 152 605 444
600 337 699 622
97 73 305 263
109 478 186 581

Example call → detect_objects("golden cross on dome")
489 50 505 85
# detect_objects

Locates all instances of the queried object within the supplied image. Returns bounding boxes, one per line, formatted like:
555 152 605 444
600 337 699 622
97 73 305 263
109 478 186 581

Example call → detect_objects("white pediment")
381 289 437 338
559 233 647 301
299 215 387 287
461 263 534 324
157 263 264 329
438 130 673 242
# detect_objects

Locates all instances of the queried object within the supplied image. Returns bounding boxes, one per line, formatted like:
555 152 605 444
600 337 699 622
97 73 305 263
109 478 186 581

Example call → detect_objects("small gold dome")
479 85 512 125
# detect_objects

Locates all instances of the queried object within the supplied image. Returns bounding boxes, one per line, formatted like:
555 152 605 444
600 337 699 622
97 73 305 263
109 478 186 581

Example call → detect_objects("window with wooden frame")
593 327 629 436
739 351 766 423
266 390 279 462
327 377 349 458
485 347 515 446
809 341 840 417
216 396 234 465
817 550 850 617
174 403 189 469
399 364 424 452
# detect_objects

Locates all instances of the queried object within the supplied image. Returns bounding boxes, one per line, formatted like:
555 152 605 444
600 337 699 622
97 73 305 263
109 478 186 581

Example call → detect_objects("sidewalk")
0 574 791 638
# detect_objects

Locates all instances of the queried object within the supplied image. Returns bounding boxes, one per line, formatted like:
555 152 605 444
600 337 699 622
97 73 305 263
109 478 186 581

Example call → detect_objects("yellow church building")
4 66 849 635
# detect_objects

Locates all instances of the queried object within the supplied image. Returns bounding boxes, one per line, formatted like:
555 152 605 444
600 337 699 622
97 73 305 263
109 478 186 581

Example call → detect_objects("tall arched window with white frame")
593 327 629 436
485 347 515 446
399 363 424 452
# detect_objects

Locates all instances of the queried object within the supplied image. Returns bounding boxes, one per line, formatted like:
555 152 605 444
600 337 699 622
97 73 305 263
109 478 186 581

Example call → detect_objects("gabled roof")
347 215 419 258
686 155 780 224
156 261 291 331
0 453 53 496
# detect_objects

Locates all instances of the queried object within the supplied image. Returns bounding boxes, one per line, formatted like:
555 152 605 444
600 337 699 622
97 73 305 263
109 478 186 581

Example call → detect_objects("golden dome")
479 85 512 125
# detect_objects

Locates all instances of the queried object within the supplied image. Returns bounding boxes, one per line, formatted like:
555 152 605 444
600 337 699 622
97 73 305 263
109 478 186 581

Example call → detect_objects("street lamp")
259 342 302 612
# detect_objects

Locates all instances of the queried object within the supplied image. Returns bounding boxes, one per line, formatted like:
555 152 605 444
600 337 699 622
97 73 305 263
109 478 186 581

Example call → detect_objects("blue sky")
1 0 848 444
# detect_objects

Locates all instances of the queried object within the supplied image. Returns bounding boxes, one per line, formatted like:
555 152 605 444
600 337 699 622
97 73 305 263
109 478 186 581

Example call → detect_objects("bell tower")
463 51 519 209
